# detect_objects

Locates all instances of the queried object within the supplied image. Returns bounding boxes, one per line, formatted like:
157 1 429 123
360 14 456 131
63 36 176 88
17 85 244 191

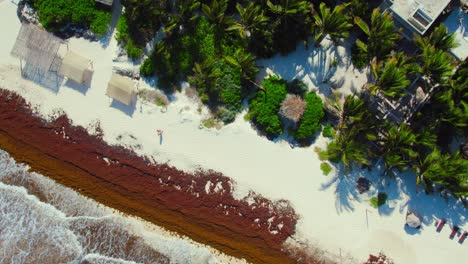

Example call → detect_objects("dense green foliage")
116 16 143 60
312 3 353 46
248 76 287 135
354 8 400 63
26 0 111 35
295 92 324 139
120 0 167 46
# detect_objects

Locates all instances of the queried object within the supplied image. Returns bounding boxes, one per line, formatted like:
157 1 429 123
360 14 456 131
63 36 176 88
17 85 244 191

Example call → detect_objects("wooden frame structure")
10 23 65 76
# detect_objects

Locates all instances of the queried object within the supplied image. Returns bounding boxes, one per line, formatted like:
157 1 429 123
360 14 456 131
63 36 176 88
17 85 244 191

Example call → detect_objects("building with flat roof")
382 0 452 39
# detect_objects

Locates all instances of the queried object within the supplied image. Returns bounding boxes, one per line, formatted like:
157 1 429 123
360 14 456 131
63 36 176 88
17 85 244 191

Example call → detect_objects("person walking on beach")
156 129 163 145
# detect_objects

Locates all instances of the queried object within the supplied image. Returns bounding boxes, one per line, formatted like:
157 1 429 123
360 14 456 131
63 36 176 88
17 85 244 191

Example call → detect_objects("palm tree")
325 93 369 131
202 0 236 35
327 127 370 171
231 3 270 39
267 0 311 53
188 61 221 93
312 2 353 46
379 124 417 175
434 79 468 134
420 46 454 83
367 57 410 98
224 48 259 80
267 0 310 28
386 51 421 76
414 24 459 51
354 8 400 60
416 150 468 197
165 0 200 36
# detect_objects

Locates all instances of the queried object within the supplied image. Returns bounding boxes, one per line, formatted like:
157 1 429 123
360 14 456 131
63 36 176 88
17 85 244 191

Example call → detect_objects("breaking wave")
0 149 219 264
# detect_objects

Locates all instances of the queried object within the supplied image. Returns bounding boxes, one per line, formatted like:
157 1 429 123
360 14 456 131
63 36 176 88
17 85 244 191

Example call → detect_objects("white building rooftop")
386 0 451 36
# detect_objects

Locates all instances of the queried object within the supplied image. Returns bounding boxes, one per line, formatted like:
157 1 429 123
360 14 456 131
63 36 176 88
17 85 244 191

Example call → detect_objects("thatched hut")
279 94 306 124
59 51 92 84
106 73 136 106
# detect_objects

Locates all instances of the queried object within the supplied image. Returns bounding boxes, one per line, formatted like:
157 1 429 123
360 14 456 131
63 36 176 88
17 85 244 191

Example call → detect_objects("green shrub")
218 63 242 112
217 108 237 124
248 76 288 136
370 193 388 208
244 112 252 121
322 123 335 138
287 79 308 96
30 0 110 34
90 10 111 36
140 57 155 77
320 162 333 175
295 92 324 139
125 40 143 60
194 17 216 62
35 0 70 30
116 15 142 60
201 118 221 129
116 15 129 43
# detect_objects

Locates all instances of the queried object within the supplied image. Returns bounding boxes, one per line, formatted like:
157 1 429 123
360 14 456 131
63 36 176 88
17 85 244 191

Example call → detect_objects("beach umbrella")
406 213 421 228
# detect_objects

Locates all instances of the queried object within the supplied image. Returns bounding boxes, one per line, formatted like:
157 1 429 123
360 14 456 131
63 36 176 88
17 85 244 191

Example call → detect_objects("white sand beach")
1 1 467 263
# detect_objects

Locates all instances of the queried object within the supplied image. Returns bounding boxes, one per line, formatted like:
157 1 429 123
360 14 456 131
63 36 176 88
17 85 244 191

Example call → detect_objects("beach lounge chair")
436 219 446 232
459 231 467 244
449 226 460 239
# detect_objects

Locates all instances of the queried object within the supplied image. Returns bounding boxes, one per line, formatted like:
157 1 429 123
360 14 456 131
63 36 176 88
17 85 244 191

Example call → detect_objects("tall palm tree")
230 3 270 39
165 0 200 36
188 61 221 94
325 93 370 131
434 78 468 134
379 123 417 175
266 0 310 28
327 127 370 171
202 0 236 35
367 57 410 98
224 48 259 80
266 0 311 53
420 46 454 83
386 51 421 76
312 2 353 46
414 24 459 51
354 8 400 60
417 150 468 197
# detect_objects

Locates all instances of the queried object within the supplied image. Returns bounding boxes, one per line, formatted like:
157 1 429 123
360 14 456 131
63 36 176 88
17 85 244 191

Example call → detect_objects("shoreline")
0 89 305 264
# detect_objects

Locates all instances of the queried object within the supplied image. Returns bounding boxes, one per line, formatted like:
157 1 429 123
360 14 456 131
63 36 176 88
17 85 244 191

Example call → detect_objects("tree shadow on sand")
256 36 361 102
320 160 467 230
319 163 371 213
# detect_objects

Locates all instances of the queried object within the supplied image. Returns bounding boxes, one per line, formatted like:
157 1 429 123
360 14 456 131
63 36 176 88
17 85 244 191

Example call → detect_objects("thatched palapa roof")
11 23 63 73
279 94 306 123
106 73 136 106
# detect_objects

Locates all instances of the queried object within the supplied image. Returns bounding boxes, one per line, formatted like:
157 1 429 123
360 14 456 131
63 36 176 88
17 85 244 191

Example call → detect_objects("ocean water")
0 149 220 264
